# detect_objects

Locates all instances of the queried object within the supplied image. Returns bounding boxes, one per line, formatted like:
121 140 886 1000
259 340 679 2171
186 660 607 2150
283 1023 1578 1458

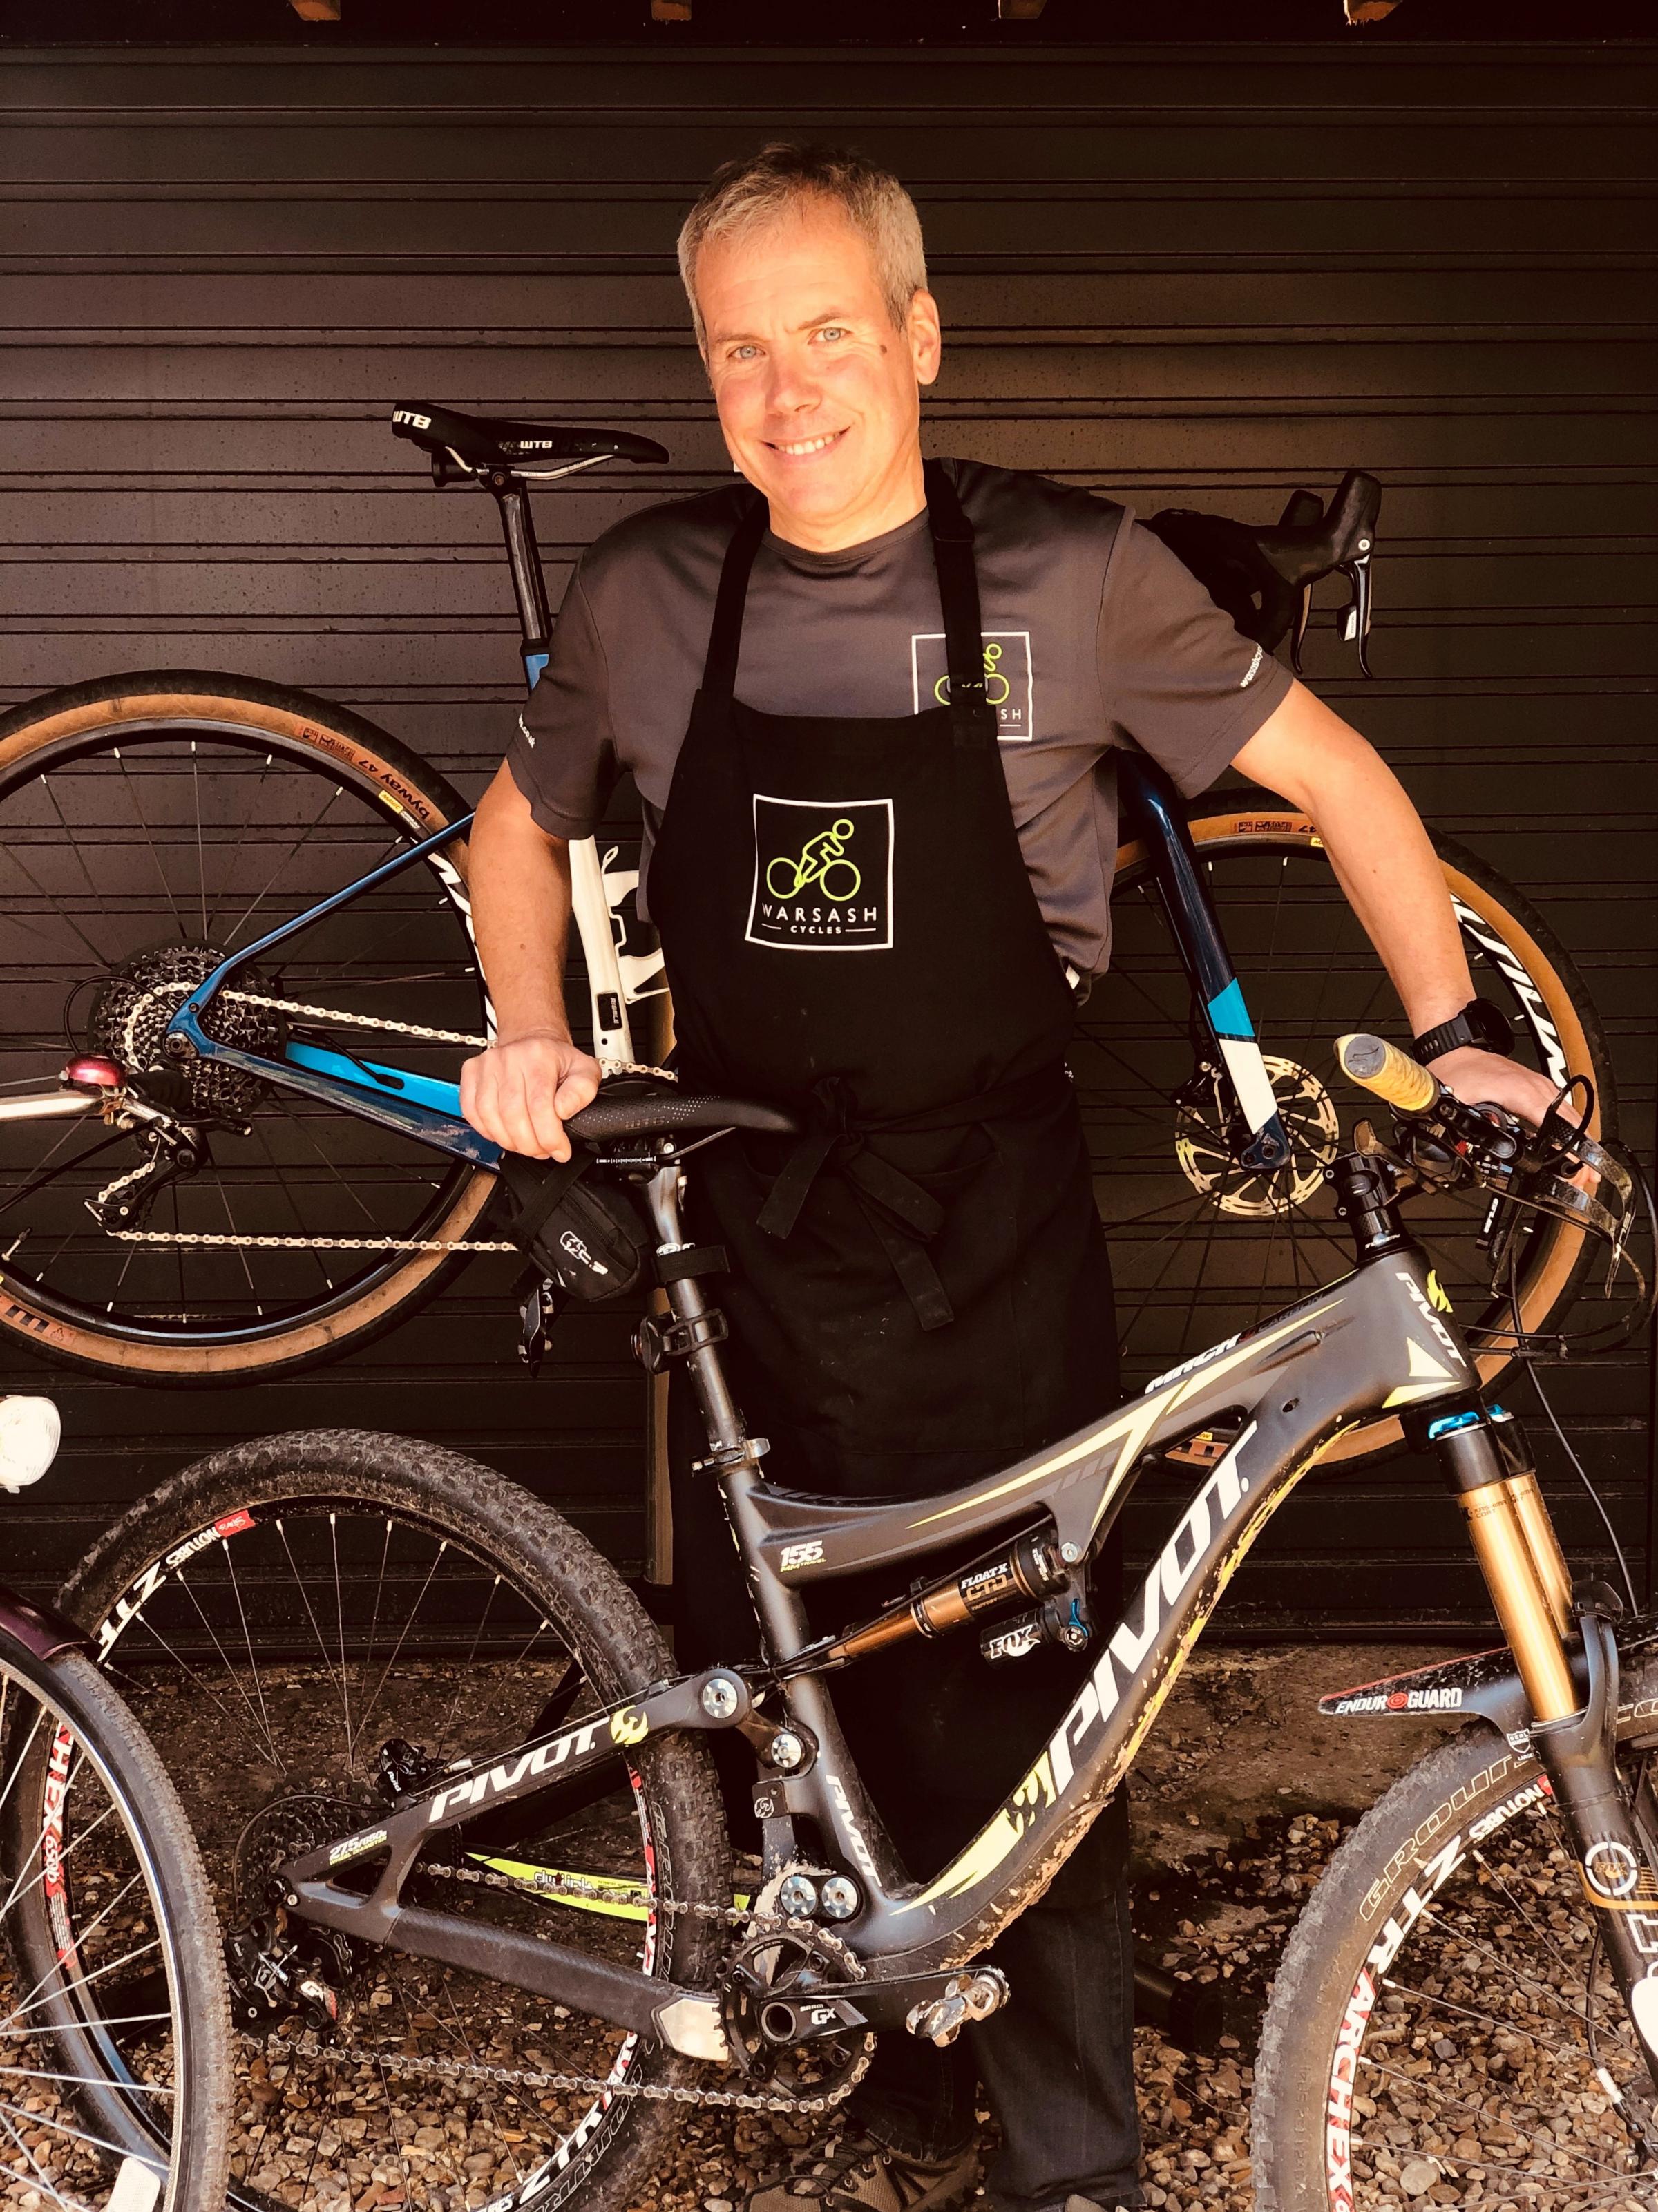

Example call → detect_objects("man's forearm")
1234 688 1471 1038
468 763 578 1044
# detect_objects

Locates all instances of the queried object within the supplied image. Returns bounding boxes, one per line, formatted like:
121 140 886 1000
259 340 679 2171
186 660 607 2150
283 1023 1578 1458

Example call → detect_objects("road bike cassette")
86 941 285 1118
1176 1053 1340 1217
720 1914 872 2095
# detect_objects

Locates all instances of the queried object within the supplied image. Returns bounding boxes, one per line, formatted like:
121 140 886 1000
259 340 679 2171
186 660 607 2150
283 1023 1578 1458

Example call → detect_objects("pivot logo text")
429 1719 611 1824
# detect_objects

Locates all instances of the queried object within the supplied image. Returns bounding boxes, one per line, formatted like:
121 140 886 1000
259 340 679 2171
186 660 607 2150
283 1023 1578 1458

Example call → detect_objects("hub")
1176 1053 1340 1217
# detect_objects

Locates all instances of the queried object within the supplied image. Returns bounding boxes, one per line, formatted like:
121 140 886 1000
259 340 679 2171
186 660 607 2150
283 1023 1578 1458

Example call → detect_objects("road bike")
0 1394 231 2212
0 408 1617 1465
46 1033 1655 2212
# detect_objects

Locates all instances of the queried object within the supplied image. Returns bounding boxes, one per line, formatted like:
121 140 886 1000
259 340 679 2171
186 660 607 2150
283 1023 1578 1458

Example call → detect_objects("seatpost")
482 470 553 685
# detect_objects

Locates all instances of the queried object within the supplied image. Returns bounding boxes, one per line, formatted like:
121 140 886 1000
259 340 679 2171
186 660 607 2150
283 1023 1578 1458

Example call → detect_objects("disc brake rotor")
1175 1052 1341 1217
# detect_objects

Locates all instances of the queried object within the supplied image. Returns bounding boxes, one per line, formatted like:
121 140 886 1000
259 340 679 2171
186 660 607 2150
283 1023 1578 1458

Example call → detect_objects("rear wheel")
0 673 497 1382
1087 807 1614 1460
61 1427 732 2212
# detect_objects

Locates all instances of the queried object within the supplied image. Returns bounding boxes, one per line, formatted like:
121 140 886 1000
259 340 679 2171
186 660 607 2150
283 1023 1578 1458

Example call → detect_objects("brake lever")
1338 553 1375 676
1290 582 1313 675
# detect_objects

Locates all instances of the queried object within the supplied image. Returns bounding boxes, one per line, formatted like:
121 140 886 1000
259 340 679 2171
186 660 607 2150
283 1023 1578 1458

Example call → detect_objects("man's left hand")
1427 1045 1561 1132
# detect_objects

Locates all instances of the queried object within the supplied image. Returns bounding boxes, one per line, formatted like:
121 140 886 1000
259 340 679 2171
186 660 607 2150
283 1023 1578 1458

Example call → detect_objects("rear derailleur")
225 1903 354 2038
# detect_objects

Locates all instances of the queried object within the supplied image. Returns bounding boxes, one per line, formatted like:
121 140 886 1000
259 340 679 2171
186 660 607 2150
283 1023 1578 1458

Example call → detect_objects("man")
461 142 1557 2212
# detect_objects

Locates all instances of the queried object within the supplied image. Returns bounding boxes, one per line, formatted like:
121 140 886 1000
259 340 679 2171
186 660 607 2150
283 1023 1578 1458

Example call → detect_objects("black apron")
647 461 1117 1503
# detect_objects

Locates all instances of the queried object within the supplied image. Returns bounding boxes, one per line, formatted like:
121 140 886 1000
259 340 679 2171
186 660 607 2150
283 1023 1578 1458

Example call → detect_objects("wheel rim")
1090 825 1599 1442
1315 1758 1658 2207
87 1490 684 2212
0 712 490 1348
0 1657 195 2209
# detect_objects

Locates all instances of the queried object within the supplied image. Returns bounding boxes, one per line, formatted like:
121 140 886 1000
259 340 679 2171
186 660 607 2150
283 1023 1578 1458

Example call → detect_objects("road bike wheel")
0 671 498 1383
0 1637 231 2212
1090 805 1615 1462
61 1427 732 2212
1252 1646 1658 2212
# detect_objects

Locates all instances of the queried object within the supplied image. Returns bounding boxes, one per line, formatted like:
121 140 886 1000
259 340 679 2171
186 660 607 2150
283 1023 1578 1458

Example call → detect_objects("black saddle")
566 1083 799 1145
391 401 667 479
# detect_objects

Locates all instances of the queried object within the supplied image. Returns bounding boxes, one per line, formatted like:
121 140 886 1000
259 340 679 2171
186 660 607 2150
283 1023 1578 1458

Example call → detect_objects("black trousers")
668 1367 1142 2212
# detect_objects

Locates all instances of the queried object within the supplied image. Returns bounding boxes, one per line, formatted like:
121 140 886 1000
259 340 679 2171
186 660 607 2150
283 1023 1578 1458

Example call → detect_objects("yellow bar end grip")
1335 1032 1440 1115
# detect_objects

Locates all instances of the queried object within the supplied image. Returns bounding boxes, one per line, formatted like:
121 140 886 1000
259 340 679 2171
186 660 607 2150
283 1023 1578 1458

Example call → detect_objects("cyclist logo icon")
748 794 894 950
933 640 1012 709
765 818 862 904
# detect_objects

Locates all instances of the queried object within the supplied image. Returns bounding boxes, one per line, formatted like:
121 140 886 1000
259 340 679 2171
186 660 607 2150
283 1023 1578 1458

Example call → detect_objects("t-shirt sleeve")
1096 511 1293 798
502 564 618 841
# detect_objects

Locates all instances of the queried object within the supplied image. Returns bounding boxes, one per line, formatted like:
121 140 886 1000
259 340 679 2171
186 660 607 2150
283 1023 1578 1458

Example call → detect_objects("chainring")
88 942 285 1118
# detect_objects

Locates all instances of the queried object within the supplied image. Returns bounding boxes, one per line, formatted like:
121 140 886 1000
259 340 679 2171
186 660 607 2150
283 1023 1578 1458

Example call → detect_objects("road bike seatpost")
481 468 553 689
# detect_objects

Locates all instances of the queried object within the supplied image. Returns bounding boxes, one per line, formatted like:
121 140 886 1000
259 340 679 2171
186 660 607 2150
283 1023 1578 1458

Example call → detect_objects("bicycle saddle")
568 1085 801 1143
391 401 667 481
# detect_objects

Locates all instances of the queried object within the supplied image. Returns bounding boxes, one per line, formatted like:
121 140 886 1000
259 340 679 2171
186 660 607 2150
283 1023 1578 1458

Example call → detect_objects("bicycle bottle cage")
1147 468 1380 676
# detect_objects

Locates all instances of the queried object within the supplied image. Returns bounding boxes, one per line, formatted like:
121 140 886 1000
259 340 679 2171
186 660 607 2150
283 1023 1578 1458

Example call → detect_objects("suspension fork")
1438 1409 1658 2075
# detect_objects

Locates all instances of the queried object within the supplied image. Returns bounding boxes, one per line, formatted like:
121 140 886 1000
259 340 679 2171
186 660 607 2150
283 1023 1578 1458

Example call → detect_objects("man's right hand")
459 1031 602 1163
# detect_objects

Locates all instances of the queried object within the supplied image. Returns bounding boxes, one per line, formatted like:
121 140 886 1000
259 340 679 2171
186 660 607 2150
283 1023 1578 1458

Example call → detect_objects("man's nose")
763 350 823 419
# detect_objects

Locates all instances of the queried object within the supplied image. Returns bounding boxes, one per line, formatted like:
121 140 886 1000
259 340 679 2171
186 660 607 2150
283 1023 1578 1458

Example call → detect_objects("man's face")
696 201 940 546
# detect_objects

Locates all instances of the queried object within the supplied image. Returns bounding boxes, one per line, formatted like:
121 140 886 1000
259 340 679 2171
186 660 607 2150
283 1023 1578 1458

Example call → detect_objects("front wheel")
0 1639 233 2212
1252 1648 1658 2211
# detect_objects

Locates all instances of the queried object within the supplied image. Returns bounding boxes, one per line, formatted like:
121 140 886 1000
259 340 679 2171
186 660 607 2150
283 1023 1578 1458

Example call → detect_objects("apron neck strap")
699 465 994 748
700 492 768 703
922 459 997 748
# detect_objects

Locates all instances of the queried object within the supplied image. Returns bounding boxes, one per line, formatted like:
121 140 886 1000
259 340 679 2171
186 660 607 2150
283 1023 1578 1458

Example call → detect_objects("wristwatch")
1411 998 1514 1065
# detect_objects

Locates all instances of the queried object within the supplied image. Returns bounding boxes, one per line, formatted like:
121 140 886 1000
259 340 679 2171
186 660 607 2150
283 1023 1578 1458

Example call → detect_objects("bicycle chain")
98 980 674 1254
283 1857 871 2117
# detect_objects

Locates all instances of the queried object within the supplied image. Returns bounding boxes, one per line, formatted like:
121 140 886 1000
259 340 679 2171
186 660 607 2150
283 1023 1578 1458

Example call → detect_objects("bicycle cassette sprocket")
88 942 285 1118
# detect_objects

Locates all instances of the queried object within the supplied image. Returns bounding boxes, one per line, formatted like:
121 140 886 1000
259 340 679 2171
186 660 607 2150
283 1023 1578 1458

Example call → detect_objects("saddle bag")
496 1150 653 1302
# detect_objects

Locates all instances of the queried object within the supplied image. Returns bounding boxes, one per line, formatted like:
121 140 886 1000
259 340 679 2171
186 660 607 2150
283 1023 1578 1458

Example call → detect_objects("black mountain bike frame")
272 1149 1620 2065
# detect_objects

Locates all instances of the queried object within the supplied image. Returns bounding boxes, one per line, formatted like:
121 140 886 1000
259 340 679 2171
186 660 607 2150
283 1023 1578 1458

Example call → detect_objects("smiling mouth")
769 428 849 457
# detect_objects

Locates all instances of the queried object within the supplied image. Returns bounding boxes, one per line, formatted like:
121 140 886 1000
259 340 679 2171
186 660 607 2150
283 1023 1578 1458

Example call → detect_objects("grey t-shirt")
504 455 1291 975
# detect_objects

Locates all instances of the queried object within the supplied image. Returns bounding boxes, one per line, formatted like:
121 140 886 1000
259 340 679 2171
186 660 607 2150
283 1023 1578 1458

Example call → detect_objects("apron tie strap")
756 1065 1069 1333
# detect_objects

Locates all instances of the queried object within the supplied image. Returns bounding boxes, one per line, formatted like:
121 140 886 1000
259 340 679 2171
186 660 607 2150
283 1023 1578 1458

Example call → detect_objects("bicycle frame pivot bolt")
819 1876 860 1920
700 1675 741 1720
776 1873 819 1918
1060 1542 1082 1565
770 1730 806 1771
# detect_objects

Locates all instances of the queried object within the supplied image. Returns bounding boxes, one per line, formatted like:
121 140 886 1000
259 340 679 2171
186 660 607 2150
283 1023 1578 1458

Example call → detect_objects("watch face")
1467 998 1516 1054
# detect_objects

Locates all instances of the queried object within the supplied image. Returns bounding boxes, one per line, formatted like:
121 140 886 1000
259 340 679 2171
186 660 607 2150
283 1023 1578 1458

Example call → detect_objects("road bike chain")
98 980 674 1253
285 1856 871 2116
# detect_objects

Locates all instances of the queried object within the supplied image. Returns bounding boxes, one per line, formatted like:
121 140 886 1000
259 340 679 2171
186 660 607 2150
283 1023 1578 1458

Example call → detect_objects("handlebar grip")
1336 1033 1438 1114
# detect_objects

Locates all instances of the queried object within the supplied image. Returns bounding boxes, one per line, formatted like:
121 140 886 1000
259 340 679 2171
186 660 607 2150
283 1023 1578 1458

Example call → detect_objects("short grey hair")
677 141 928 354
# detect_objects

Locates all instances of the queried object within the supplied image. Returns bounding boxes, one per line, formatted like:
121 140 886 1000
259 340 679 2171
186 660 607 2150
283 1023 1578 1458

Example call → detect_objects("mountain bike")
0 408 1615 1463
50 1035 1653 2212
0 1394 231 2212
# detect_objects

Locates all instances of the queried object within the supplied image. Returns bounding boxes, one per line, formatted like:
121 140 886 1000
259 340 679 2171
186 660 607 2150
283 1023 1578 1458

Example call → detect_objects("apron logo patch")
747 795 894 951
909 630 1033 741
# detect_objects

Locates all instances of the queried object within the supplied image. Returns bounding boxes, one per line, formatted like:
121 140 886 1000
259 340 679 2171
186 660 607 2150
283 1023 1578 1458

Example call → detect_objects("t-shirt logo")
910 631 1033 741
747 795 894 951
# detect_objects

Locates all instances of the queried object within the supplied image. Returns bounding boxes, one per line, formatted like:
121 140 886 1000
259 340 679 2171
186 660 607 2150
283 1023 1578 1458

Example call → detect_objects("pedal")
905 1967 1009 2048
517 1275 562 1375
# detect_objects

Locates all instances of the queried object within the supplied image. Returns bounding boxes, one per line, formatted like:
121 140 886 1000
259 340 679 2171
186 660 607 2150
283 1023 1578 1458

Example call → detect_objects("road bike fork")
1438 1411 1658 2075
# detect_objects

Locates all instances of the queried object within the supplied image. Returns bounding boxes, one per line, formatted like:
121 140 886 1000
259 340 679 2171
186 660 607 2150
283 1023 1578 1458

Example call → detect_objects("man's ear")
908 287 943 388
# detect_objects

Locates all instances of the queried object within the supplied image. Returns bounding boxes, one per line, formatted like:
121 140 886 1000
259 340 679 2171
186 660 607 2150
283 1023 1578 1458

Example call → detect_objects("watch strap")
1411 999 1514 1064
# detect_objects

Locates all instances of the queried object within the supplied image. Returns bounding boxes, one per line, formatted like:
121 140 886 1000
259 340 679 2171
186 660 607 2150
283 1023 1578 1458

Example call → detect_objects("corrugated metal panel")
1 41 1652 1630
